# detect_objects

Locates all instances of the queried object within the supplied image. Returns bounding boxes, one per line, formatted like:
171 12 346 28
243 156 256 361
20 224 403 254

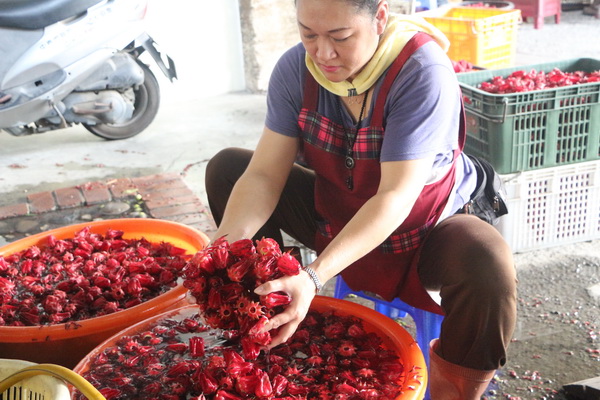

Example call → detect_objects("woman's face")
297 0 388 83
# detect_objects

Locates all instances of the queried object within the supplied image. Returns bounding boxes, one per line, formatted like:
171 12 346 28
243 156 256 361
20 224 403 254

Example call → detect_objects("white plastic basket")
0 359 70 400
496 160 600 253
0 359 106 400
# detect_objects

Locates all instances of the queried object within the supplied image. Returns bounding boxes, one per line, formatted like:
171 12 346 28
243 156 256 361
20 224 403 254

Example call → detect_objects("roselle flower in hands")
182 236 303 358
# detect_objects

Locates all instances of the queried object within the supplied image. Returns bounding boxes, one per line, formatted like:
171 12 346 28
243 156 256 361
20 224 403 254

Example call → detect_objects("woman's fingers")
254 279 282 296
266 313 302 349
261 311 287 332
258 297 299 332
252 272 317 350
261 310 303 347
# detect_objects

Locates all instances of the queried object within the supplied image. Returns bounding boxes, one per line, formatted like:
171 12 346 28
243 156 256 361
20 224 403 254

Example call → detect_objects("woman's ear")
375 0 389 35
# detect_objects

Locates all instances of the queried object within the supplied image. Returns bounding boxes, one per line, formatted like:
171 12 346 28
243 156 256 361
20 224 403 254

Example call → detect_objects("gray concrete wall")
238 0 298 93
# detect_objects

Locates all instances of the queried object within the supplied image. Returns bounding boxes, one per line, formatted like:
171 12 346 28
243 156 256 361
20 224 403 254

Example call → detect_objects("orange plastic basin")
74 296 427 399
312 296 427 399
0 218 209 369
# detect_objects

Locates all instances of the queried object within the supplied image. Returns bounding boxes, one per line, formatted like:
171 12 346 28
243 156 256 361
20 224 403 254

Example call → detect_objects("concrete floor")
1 8 598 210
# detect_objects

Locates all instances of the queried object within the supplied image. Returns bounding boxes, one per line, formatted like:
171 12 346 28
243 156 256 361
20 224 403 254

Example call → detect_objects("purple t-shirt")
265 41 476 216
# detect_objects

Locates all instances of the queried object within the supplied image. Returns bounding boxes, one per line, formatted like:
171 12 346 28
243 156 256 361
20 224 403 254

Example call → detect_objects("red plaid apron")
298 33 466 314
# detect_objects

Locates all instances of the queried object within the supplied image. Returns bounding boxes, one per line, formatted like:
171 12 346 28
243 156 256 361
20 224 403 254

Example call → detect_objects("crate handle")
0 363 106 400
464 96 509 123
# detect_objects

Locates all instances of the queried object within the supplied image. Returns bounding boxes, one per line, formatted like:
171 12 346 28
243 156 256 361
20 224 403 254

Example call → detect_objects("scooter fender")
137 33 177 82
0 48 116 128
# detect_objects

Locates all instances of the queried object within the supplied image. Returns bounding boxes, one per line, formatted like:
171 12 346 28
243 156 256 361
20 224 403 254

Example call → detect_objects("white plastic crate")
496 161 600 253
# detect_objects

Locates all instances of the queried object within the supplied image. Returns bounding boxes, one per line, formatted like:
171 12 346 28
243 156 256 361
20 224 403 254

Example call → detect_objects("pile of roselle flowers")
75 237 409 399
0 227 190 326
77 305 407 400
478 68 600 94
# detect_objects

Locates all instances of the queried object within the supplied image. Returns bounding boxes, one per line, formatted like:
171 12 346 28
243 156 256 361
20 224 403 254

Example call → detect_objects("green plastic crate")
457 58 600 174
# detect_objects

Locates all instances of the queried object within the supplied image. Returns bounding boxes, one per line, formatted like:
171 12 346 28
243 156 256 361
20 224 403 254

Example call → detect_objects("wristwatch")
302 265 322 294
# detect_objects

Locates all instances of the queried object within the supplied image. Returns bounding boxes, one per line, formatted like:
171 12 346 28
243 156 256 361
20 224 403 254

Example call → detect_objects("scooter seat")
0 0 104 30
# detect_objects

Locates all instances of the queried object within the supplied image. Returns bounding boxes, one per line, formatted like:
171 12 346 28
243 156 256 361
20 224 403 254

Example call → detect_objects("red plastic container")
73 296 428 399
511 0 560 29
0 218 209 369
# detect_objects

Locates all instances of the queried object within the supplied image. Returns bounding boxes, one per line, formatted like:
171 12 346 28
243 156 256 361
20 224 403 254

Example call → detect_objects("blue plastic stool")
334 276 444 399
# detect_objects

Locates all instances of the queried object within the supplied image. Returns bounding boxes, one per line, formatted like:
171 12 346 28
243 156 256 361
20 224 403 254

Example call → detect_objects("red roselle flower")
272 374 288 396
241 336 263 360
234 374 257 395
214 390 242 400
260 292 292 308
228 238 256 258
254 238 281 256
196 371 218 394
276 251 301 276
248 315 269 336
255 370 273 398
226 259 253 282
253 256 276 283
189 336 206 357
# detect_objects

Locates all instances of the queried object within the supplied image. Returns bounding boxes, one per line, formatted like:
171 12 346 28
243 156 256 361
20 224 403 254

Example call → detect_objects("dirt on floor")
490 242 600 399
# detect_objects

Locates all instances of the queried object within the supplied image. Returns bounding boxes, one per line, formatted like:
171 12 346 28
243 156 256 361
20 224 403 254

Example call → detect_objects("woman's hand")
253 269 317 348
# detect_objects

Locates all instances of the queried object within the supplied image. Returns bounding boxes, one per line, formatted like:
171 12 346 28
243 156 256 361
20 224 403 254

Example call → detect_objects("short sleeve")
380 42 462 163
265 43 307 138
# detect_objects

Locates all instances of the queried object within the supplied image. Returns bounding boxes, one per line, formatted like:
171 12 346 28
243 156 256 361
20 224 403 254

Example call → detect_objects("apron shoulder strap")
371 32 434 127
301 68 319 110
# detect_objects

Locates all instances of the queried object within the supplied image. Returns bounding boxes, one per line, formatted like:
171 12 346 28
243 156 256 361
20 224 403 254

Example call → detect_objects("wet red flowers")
0 227 190 326
479 68 600 94
75 307 406 400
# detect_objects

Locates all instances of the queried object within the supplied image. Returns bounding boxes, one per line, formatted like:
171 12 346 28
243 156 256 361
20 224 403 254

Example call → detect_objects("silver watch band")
303 265 322 293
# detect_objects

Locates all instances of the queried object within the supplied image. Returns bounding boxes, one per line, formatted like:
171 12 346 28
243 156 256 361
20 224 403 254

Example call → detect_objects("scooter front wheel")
83 61 160 140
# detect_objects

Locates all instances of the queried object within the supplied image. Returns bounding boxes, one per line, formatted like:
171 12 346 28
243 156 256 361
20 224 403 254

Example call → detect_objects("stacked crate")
456 58 600 252
420 6 522 69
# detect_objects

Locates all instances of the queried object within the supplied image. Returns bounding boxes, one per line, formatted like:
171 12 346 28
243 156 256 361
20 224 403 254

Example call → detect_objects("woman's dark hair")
345 0 380 15
295 0 380 16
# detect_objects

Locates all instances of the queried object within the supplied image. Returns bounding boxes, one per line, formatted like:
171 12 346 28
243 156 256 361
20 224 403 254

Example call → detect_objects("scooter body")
0 0 176 139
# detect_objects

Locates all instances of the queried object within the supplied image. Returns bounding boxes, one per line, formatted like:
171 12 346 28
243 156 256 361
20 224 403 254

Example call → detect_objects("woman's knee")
451 217 516 297
205 147 253 189
421 215 516 296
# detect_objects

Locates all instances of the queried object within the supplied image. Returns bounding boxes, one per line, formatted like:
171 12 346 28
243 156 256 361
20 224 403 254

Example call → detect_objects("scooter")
0 0 176 140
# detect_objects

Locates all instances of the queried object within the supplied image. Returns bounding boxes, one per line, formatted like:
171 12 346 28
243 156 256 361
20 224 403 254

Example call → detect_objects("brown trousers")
205 147 517 371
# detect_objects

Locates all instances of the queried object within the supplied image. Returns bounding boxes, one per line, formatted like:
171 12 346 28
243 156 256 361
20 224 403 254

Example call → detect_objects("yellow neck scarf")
305 13 450 97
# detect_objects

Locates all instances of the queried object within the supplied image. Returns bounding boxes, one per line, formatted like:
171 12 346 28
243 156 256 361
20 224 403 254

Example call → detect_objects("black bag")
458 154 508 225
